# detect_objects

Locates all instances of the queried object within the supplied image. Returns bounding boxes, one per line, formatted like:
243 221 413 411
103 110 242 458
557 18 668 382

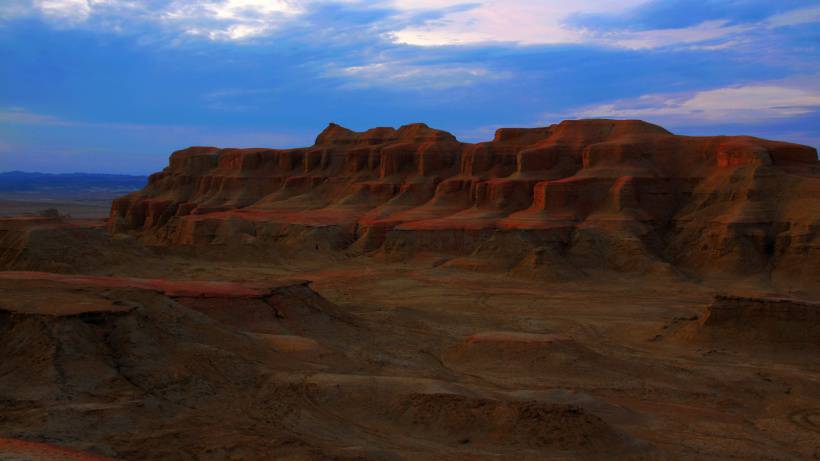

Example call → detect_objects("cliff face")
108 119 820 282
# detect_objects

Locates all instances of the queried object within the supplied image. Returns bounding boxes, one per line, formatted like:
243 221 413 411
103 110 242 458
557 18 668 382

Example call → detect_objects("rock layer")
108 119 820 283
668 295 820 353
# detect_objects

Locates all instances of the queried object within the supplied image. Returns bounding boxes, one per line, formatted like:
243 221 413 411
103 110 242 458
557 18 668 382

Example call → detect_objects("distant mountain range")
0 171 147 196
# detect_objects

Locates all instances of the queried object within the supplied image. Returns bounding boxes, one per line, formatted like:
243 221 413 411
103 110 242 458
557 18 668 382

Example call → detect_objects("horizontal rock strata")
108 119 820 282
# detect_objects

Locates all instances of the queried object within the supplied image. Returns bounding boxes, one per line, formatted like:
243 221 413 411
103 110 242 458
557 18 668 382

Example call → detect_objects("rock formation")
108 119 820 283
0 271 655 460
667 295 820 354
0 216 147 273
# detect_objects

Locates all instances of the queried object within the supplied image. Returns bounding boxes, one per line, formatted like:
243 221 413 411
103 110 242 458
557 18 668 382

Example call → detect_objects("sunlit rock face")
108 119 819 283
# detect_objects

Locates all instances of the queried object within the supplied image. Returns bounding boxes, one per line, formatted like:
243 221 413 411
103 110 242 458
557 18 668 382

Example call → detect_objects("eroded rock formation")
109 119 820 283
667 295 820 353
0 272 655 460
0 217 147 273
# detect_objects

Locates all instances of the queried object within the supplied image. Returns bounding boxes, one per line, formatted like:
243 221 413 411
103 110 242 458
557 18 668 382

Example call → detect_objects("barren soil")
0 197 113 219
1 246 818 460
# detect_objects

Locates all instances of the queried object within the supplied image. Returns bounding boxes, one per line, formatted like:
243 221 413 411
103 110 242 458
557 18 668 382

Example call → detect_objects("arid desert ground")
0 120 818 460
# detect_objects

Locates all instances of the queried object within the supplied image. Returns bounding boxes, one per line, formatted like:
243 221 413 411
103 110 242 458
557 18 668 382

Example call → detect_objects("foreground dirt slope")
0 217 154 274
0 271 659 460
0 261 818 460
108 119 819 285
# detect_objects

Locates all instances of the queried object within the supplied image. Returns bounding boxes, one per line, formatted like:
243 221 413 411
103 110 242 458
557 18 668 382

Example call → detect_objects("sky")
0 0 819 174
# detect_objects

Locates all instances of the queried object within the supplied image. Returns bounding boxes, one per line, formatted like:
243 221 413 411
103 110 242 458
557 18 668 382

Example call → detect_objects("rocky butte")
109 119 819 286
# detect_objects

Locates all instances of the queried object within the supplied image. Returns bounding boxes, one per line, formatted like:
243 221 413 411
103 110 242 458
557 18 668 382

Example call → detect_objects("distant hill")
0 171 147 196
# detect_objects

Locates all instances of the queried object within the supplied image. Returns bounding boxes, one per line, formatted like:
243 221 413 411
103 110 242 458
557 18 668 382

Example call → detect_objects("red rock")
108 119 820 284
0 270 301 299
0 438 120 460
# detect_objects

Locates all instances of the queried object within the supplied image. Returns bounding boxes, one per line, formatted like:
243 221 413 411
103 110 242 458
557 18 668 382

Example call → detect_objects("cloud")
162 0 305 41
25 0 145 23
8 0 374 42
766 5 820 28
33 0 93 21
0 106 167 130
390 1 648 46
0 106 312 145
10 0 725 47
0 107 73 125
6 0 820 50
202 88 275 100
570 82 820 124
0 1 30 20
201 88 279 111
601 19 751 50
388 0 820 50
0 106 174 130
327 61 510 90
7 0 319 41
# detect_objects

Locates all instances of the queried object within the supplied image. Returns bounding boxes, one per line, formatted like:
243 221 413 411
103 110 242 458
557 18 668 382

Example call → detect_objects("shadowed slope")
0 271 658 460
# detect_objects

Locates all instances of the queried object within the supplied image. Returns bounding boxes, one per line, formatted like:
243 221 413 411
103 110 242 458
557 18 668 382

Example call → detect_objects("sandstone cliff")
108 119 820 284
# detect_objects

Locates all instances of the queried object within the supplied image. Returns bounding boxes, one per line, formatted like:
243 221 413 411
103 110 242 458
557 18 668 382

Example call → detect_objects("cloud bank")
572 81 820 125
1 0 819 172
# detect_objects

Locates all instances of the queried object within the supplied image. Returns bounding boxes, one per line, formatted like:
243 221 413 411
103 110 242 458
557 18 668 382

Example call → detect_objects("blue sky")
1 0 819 174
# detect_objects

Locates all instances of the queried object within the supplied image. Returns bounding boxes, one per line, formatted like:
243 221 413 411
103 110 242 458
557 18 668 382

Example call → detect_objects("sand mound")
252 334 321 352
667 295 820 352
443 331 610 377
280 373 658 458
396 393 628 451
0 217 146 273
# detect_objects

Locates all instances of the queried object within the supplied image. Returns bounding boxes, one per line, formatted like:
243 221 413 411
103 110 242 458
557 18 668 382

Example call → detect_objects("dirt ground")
180 256 820 460
0 197 113 219
2 243 817 460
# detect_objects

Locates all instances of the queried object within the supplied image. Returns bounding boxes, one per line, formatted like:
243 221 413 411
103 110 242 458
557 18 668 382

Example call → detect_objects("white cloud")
8 0 313 41
0 1 29 20
389 1 467 10
603 20 751 50
200 88 278 111
390 1 649 46
766 5 820 28
11 0 369 41
0 106 168 130
28 0 141 23
9 0 656 45
162 0 304 40
0 106 312 152
34 0 92 21
327 61 510 90
6 0 820 48
387 1 820 50
0 107 71 125
571 83 820 124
